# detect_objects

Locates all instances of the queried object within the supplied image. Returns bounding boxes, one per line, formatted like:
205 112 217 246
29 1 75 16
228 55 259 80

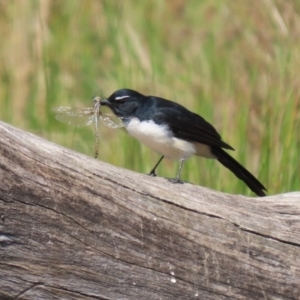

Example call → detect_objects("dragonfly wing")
100 113 124 129
52 107 95 127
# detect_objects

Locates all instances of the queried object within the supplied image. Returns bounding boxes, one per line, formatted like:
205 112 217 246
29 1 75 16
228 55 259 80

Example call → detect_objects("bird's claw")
148 171 157 177
168 178 184 184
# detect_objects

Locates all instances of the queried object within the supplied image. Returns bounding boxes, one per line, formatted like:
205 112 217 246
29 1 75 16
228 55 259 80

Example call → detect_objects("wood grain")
0 120 299 300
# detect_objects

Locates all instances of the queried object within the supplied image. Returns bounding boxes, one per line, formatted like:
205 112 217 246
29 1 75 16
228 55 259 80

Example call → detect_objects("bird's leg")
148 156 164 177
168 159 185 184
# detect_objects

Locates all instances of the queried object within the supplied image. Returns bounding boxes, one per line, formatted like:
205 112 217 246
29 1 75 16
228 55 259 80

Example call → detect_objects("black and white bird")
100 88 267 197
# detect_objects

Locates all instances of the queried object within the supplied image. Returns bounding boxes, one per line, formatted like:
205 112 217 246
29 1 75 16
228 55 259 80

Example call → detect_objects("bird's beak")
100 99 110 106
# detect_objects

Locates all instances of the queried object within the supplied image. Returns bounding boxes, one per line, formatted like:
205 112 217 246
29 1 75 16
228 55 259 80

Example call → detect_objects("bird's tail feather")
211 147 266 197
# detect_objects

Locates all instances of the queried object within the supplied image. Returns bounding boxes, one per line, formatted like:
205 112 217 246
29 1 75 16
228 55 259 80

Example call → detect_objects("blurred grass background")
0 0 299 196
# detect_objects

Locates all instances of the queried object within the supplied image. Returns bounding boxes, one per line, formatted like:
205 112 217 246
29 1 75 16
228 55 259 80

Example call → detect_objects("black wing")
150 97 234 150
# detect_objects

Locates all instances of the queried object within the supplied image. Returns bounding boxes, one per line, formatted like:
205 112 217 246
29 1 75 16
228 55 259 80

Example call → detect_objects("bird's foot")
148 171 157 177
168 178 184 184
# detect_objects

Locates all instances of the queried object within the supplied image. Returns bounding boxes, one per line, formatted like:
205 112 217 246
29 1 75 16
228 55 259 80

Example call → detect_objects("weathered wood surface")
0 120 300 300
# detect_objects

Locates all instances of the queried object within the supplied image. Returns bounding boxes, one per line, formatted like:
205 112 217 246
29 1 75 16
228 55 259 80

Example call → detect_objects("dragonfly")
52 96 123 158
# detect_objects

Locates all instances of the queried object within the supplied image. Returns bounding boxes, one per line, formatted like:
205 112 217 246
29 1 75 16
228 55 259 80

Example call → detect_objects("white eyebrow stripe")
115 95 130 100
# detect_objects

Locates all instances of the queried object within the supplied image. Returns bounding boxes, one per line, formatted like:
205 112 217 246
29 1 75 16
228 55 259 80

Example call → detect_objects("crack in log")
236 225 300 248
11 198 120 258
0 232 17 247
15 282 44 299
102 176 223 219
278 212 300 216
14 280 112 300
43 285 113 300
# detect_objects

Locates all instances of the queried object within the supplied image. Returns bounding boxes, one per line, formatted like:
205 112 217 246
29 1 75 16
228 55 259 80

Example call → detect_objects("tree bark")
0 120 299 300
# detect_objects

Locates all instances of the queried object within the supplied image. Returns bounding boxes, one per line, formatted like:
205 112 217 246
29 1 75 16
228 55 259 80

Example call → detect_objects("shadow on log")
0 120 300 300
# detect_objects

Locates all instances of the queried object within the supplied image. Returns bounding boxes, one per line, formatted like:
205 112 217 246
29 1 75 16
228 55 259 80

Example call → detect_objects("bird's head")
100 89 144 118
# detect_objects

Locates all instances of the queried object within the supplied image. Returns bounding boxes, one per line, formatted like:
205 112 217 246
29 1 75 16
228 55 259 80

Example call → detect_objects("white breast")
125 118 196 160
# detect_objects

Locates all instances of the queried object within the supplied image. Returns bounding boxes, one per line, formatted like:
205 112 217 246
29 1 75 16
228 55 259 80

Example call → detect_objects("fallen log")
0 120 299 300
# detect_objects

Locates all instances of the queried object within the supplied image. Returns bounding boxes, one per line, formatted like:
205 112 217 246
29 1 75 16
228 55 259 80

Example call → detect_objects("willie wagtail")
100 88 267 197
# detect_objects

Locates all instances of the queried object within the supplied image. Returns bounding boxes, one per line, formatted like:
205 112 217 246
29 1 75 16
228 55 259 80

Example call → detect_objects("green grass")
0 0 299 196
